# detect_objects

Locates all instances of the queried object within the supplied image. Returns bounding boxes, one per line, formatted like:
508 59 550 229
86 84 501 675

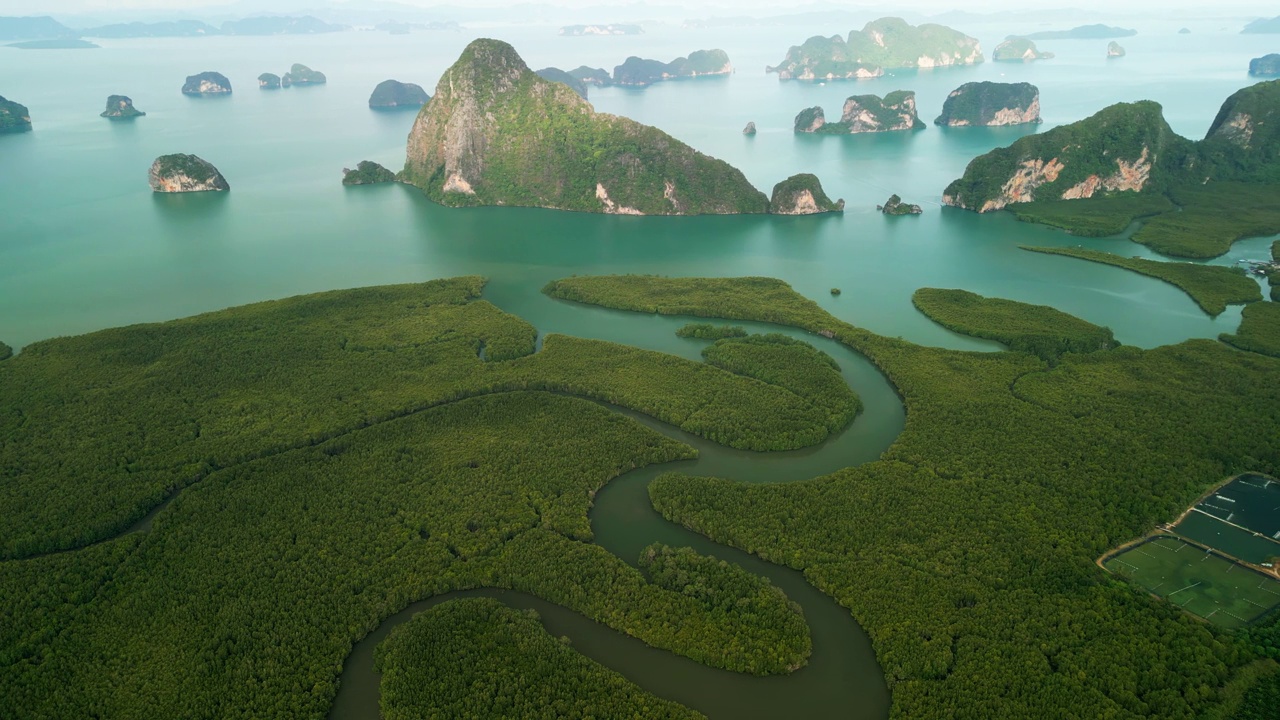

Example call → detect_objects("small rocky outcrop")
369 79 431 108
0 95 33 133
182 71 231 95
149 154 229 193
878 194 922 215
1178 28 1191 35
935 82 1041 127
282 63 326 86
259 73 281 89
993 37 1054 62
1107 42 1126 58
795 91 924 134
1250 54 1280 76
613 49 732 86
342 161 396 185
743 121 757 135
769 173 844 214
100 95 144 119
534 69 588 99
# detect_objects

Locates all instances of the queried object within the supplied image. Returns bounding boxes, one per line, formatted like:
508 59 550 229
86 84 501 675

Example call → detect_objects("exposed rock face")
935 82 1041 127
1205 80 1280 157
769 17 982 80
795 91 924 134
369 79 431 108
342 160 396 185
1250 54 1280 76
1107 42 1126 58
743 121 757 135
401 38 772 215
100 95 145 119
613 49 733 86
0 95 33 133
992 37 1054 62
282 63 326 86
769 173 844 214
259 73 281 89
149 154 230 193
878 194 922 215
181 71 231 95
534 68 588 99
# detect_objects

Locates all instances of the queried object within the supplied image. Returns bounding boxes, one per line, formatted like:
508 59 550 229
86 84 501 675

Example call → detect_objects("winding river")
327 305 906 720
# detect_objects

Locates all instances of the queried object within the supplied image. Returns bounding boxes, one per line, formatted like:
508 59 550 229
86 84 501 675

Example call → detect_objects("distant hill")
220 16 346 35
1023 24 1136 40
0 16 75 40
81 21 218 38
1242 15 1280 33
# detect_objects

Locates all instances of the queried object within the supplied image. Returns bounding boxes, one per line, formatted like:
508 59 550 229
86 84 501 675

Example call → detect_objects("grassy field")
1105 536 1280 629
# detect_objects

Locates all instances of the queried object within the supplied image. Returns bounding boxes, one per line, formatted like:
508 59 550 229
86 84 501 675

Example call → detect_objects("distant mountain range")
0 14 348 40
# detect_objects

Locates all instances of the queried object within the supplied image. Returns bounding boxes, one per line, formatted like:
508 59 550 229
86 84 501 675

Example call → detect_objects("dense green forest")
676 322 748 339
911 288 1117 360
1008 193 1174 236
376 598 703 719
1220 301 1280 357
1021 246 1262 315
0 276 855 715
547 274 1280 719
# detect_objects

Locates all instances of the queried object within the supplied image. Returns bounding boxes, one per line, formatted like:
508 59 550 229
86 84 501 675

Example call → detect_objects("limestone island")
282 64 326 86
149 154 229 193
8 38 99 49
259 73 281 90
1023 24 1136 40
941 80 1280 213
559 24 641 36
768 17 982 81
795 91 924 134
182 71 231 95
1178 28 1191 35
369 79 431 108
1250 54 1280 76
743 121 757 135
993 37 1053 62
400 38 828 215
879 194 922 215
612 50 733 86
534 69 588 99
935 82 1041 127
567 66 613 88
1242 16 1280 34
770 174 844 214
342 161 396 185
100 95 144 119
0 95 33 133
1107 42 1126 58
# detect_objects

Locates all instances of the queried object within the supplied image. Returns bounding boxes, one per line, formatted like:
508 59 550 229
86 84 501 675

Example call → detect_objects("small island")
795 91 924 134
878 194 922 215
1023 24 1136 40
149 154 229 193
768 18 982 81
769 174 844 215
559 24 641 36
100 95 144 119
534 69 588 99
0 95 32 133
1242 15 1280 33
182 71 231 95
1250 54 1280 76
1107 42 1126 58
8 38 99 49
342 161 396 185
258 73 281 90
743 121 757 135
1177 28 1191 35
935 82 1041 127
282 64 326 86
993 37 1054 62
369 79 431 108
613 50 733 86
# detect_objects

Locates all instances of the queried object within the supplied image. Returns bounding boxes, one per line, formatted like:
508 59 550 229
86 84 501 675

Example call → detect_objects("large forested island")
0 94 32 132
767 17 982 80
794 92 925 134
934 82 1041 127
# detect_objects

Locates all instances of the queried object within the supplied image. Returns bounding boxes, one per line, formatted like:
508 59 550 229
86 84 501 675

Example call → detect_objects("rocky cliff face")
369 79 431 107
742 121 757 135
181 71 231 95
795 91 924 134
0 95 33 133
401 39 772 215
935 82 1041 127
1107 42 1126 58
1250 54 1280 76
1203 80 1280 180
769 18 980 80
100 95 144 119
879 194 922 215
259 73 281 89
769 174 844 214
149 154 230 193
342 161 396 185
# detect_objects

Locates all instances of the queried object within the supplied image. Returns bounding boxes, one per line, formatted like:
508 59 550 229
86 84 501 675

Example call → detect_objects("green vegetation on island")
534 67 589 98
611 50 733 86
567 65 613 87
544 273 1280 720
1220 302 1280 357
1023 24 1136 40
148 153 229 193
992 37 1053 62
768 17 982 81
935 82 1041 127
1252 54 1280 76
258 73 280 89
1007 193 1175 236
911 288 1117 360
1108 41 1127 58
676 323 748 339
282 63 325 86
0 341 11 360
342 160 396 185
0 94 32 133
769 173 844 214
369 79 430 108
100 95 143 119
878 194 922 215
181 71 231 95
795 91 924 134
1020 246 1261 316
401 39 782 215
375 598 702 720
1272 240 1280 301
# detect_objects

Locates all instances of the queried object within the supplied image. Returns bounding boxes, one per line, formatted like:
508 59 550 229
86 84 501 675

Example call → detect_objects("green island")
100 95 144 119
992 37 1053 62
768 17 983 80
282 63 326 86
1023 24 1136 40
769 173 844 214
676 323 748 339
945 80 1280 258
612 50 733 86
794 91 924 134
878 194 922 215
911 288 1117 360
0 95 32 133
543 273 1280 719
0 277 843 717
534 67 588 98
1020 246 1262 316
341 160 396 185
257 72 281 89
1220 302 1280 357
1108 41 1127 58
148 153 229 193
935 81 1041 127
1253 54 1280 76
